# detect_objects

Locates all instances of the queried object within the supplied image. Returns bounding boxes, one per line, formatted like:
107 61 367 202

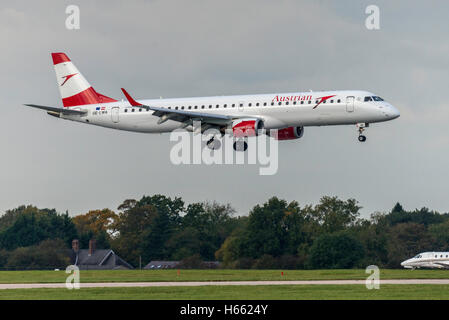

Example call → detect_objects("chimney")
89 239 96 256
72 239 79 253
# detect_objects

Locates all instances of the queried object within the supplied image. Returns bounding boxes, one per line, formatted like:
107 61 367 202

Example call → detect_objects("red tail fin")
52 53 117 107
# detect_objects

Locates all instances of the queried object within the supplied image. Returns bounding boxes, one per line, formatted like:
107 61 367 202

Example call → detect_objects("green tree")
310 196 361 234
429 220 449 250
6 239 70 270
307 232 365 269
386 222 436 268
0 207 77 250
176 202 237 260
112 195 185 266
72 209 118 249
236 197 307 259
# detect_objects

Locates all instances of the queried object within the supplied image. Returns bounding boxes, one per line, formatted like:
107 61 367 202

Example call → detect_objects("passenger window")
201 105 205 109
286 101 289 105
224 104 227 108
278 102 282 106
264 102 267 106
232 104 235 107
293 101 297 105
337 99 341 103
271 102 274 106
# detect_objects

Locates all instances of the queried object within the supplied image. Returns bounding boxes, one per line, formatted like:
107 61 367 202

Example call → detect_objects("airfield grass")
0 284 449 300
0 269 447 284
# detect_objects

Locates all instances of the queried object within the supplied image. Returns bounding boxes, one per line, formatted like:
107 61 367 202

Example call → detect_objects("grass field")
0 269 447 284
0 269 449 299
0 284 448 300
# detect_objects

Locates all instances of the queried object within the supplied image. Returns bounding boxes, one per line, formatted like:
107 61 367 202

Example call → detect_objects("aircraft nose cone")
382 104 400 120
390 106 400 119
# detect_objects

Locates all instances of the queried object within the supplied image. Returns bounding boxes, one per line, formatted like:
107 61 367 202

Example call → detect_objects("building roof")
144 260 220 269
72 249 134 270
144 261 179 269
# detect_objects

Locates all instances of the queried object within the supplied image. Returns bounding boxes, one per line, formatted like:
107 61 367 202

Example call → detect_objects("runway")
2 279 449 289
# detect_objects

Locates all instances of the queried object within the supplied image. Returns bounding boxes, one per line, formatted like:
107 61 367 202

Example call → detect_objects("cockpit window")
364 96 373 102
372 96 384 101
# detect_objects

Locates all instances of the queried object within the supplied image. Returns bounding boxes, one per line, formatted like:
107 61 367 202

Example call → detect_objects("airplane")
401 252 449 269
25 53 400 151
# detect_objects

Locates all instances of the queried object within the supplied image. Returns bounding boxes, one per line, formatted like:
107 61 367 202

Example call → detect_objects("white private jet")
25 53 400 151
401 252 449 269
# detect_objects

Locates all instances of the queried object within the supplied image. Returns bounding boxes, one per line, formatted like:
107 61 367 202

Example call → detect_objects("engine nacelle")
232 119 264 137
269 126 304 140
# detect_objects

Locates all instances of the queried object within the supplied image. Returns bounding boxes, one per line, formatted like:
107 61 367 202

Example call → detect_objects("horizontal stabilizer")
24 104 87 115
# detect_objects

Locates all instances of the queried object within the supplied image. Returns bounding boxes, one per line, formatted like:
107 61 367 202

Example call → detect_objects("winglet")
121 88 142 106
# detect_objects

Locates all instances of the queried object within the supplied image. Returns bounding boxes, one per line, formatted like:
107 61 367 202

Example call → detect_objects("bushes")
5 239 70 270
307 233 365 269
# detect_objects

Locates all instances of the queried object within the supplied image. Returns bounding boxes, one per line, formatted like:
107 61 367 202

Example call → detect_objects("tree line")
0 195 447 269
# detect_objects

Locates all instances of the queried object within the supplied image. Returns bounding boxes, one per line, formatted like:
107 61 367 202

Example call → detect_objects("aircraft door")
111 107 120 123
346 96 355 113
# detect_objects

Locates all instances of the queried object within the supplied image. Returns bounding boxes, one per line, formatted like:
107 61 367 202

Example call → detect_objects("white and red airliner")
25 53 400 151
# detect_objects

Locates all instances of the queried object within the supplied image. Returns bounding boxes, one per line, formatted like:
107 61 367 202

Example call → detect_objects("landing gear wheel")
206 138 222 150
358 135 367 142
356 123 368 143
233 140 248 151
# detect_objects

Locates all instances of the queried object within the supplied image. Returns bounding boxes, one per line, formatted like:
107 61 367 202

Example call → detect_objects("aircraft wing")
24 104 87 116
121 88 239 126
149 106 232 126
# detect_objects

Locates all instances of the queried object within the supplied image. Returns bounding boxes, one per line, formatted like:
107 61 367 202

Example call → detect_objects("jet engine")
269 126 304 140
232 119 264 137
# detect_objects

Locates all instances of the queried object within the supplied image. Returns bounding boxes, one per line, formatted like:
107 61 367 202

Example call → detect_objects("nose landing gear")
357 123 369 142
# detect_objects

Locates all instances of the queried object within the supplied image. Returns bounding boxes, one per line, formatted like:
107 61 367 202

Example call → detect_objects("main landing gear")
357 123 369 142
206 137 248 152
233 139 248 152
206 136 222 150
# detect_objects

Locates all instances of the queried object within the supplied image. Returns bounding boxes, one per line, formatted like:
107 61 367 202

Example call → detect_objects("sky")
0 0 448 218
